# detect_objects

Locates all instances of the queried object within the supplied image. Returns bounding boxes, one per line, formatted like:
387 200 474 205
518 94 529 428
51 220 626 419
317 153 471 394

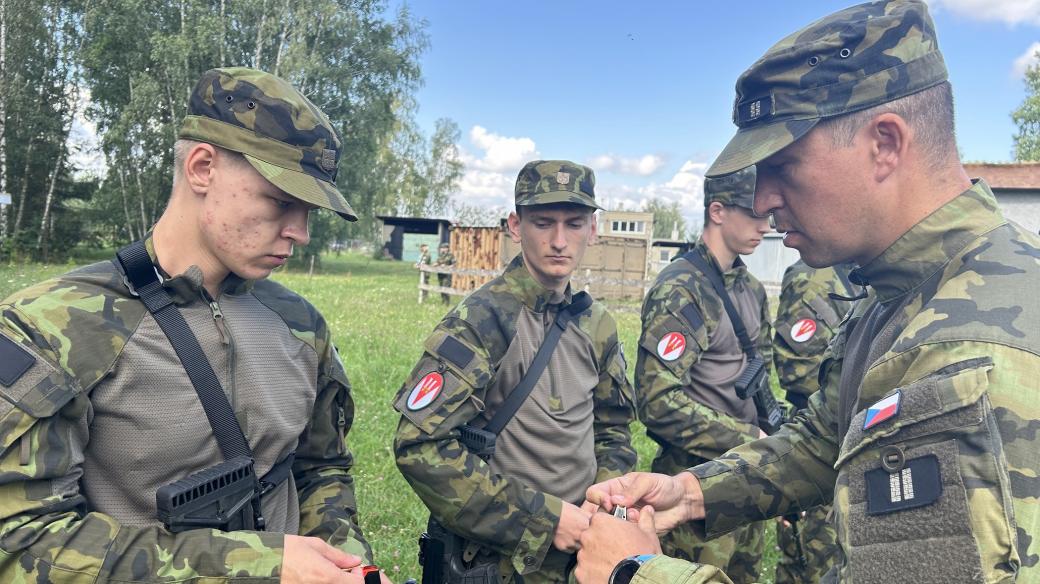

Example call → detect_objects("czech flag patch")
863 391 901 430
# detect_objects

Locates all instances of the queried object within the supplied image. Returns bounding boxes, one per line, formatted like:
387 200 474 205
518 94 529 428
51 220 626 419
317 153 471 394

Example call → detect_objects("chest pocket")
833 357 1017 584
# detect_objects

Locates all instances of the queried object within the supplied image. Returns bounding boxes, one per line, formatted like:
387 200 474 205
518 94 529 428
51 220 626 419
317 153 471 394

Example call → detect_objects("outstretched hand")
583 471 704 533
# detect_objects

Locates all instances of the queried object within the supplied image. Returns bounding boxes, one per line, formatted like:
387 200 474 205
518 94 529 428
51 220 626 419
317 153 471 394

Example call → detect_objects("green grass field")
0 252 781 582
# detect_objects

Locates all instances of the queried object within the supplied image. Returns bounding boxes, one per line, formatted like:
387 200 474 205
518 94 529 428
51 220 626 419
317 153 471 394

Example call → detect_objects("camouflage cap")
514 160 603 210
177 67 358 221
704 166 756 210
707 0 948 177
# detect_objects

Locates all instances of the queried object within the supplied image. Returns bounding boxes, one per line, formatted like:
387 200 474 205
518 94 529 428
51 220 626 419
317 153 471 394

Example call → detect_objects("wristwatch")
608 554 656 584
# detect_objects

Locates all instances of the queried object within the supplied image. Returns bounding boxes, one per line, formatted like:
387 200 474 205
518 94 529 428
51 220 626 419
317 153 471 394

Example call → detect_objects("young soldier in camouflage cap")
580 2 1040 583
0 67 380 584
771 260 861 584
179 66 358 221
394 160 634 583
632 166 771 582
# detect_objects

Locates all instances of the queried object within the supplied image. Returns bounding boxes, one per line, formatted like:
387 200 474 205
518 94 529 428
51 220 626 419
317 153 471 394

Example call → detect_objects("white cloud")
597 160 709 232
449 126 540 217
588 153 666 176
927 0 1040 25
464 126 539 172
1013 42 1040 78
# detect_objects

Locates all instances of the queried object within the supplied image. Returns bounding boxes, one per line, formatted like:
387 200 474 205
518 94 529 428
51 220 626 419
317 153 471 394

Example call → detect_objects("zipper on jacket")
208 298 237 408
545 307 563 412
209 301 230 344
336 405 347 455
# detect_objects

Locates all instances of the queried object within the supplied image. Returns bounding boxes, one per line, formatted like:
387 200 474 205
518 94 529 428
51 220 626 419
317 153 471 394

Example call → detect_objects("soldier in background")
579 2 1040 582
394 160 636 583
0 68 381 583
771 260 860 584
415 243 432 268
434 241 456 305
634 166 771 583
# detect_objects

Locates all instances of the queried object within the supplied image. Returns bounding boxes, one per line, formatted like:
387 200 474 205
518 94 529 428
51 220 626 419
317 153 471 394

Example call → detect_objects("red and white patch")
790 319 817 343
407 372 444 411
657 332 687 362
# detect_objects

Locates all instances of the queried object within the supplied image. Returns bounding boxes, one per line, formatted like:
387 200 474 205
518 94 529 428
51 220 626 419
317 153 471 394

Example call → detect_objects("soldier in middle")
634 166 772 583
394 160 637 583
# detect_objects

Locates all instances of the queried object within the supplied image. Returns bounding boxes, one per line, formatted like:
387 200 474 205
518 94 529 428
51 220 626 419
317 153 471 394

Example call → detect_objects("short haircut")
818 81 957 169
172 139 249 186
515 202 595 219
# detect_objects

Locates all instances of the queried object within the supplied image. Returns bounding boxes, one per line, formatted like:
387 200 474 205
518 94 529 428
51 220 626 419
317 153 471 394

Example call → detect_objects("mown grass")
0 251 781 582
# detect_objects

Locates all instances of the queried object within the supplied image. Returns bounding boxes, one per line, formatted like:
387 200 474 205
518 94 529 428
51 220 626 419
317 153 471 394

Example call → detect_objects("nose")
283 207 311 247
753 167 783 218
550 223 567 250
755 216 771 234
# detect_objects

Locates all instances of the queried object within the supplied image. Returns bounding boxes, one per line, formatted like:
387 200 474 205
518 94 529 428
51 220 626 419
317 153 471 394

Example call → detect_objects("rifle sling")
480 291 593 438
682 250 758 360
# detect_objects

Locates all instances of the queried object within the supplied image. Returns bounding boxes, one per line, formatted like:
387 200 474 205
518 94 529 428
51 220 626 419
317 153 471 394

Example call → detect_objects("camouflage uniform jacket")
434 251 456 268
636 237 772 463
773 261 859 410
0 237 371 582
635 180 1040 583
394 254 636 576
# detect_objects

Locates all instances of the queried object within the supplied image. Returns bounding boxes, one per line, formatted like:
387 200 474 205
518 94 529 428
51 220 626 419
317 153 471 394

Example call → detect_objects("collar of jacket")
502 253 573 313
142 232 254 304
850 179 1005 303
694 236 749 287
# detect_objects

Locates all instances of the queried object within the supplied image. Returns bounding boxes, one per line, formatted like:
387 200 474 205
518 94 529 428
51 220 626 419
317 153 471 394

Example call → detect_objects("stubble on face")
755 127 870 268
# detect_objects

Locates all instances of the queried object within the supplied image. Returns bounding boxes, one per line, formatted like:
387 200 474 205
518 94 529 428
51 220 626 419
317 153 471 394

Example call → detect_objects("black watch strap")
608 554 656 584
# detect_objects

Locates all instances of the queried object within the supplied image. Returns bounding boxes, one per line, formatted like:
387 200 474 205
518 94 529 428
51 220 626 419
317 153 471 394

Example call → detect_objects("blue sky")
401 0 1040 227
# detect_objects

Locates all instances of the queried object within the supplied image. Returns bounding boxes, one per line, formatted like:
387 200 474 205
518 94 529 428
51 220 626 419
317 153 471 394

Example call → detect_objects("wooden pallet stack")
449 226 502 291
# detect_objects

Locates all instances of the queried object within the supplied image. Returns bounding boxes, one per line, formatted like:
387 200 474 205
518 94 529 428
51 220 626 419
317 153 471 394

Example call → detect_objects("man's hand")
553 500 593 552
584 471 704 533
574 506 662 584
281 534 365 583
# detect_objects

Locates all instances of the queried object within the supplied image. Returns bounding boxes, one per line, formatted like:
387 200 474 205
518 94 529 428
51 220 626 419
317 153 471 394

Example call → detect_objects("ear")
588 211 598 245
184 142 219 195
507 211 522 243
707 201 726 226
868 112 908 183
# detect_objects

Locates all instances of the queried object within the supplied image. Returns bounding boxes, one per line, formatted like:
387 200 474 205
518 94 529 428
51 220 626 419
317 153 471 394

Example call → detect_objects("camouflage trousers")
652 449 765 584
774 504 840 584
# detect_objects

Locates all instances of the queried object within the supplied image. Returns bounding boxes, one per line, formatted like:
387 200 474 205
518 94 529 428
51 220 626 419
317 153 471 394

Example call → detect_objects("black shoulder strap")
482 291 593 437
116 241 253 461
682 251 757 359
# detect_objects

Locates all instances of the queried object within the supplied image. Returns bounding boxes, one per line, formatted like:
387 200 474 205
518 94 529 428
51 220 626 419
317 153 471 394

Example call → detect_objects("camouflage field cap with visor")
514 160 603 210
177 67 358 221
704 166 757 210
706 0 948 178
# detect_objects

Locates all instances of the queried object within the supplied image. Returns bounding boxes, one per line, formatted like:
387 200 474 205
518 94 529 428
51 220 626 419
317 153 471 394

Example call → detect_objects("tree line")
0 0 462 262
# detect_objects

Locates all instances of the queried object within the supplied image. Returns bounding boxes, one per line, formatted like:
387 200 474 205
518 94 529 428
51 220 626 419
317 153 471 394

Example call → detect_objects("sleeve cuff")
688 464 759 539
632 555 735 584
510 495 562 575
